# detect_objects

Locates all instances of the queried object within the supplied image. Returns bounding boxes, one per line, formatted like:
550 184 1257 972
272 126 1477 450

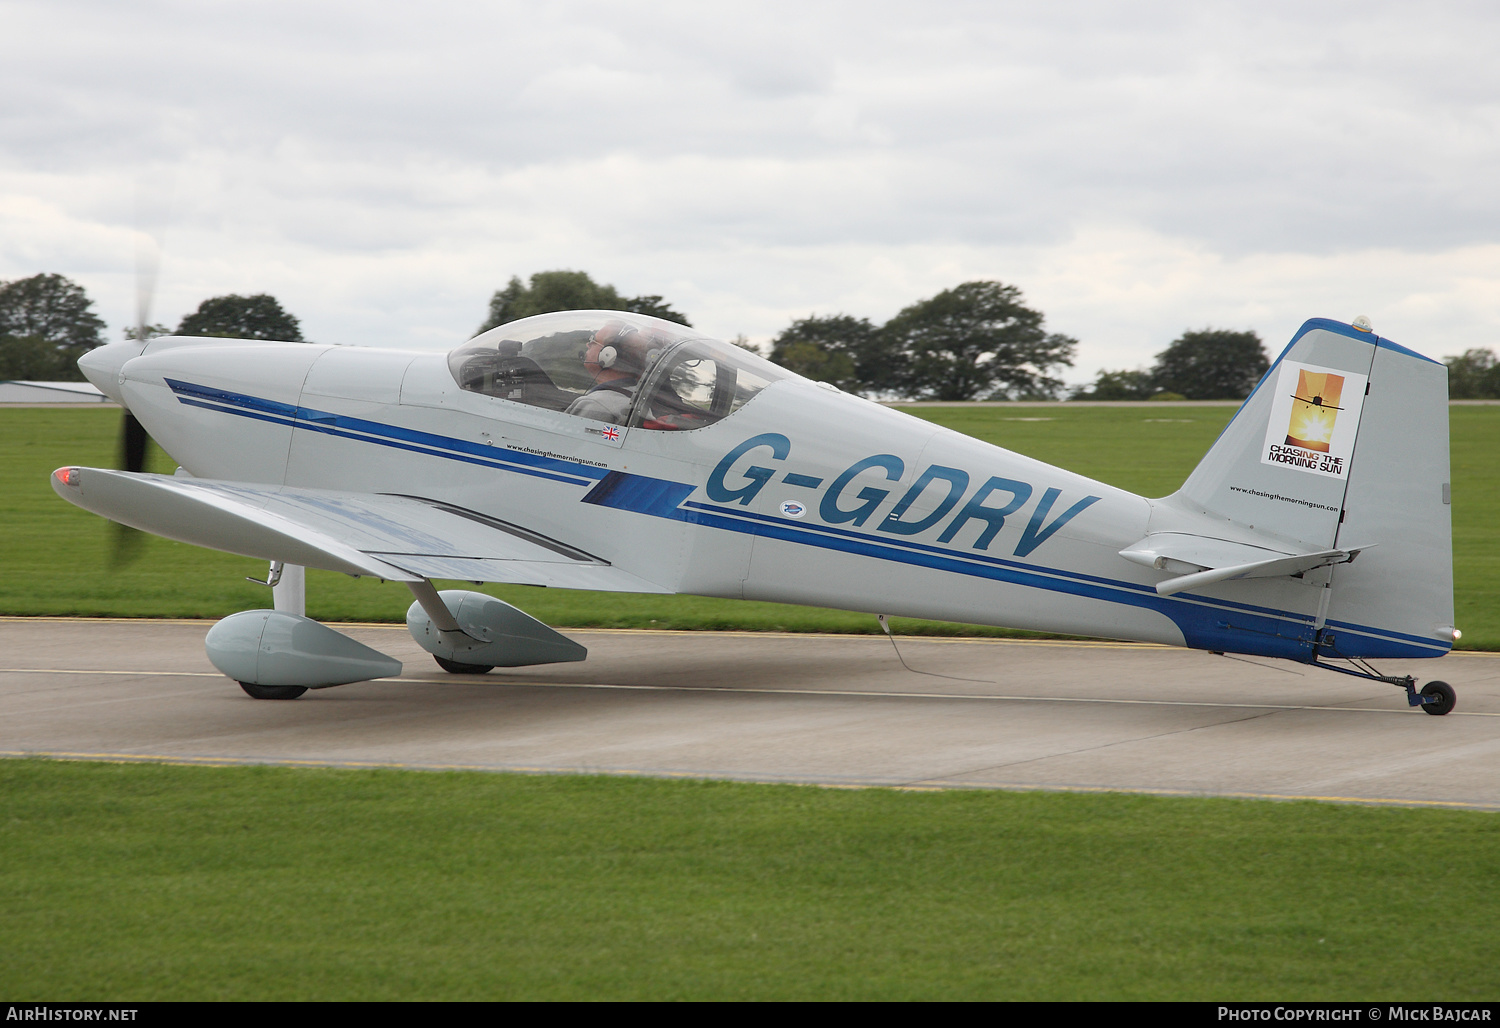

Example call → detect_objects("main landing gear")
433 656 495 675
238 682 309 701
209 583 589 699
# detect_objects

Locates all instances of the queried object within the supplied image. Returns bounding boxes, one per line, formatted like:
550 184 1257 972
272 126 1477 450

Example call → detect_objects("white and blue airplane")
54 310 1458 712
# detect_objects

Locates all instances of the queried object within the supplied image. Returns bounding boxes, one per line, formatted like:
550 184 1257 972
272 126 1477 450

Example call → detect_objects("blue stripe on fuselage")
588 471 1445 660
166 379 608 487
167 379 1447 660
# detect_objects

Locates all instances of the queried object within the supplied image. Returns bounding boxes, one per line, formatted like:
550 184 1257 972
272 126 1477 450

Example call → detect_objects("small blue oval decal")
780 500 806 519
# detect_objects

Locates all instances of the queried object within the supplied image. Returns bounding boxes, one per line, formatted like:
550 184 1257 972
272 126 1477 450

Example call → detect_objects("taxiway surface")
3 617 1497 809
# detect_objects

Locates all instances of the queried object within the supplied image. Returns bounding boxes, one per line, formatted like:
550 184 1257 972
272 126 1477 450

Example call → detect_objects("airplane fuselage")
106 336 1390 661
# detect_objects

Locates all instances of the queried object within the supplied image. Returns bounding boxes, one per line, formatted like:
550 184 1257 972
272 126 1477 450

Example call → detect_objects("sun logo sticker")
1260 361 1367 478
1285 369 1344 453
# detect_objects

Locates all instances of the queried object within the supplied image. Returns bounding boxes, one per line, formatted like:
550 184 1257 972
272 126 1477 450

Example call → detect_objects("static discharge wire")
878 614 994 685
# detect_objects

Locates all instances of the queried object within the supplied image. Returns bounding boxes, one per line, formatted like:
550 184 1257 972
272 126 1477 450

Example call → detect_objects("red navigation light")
52 467 80 487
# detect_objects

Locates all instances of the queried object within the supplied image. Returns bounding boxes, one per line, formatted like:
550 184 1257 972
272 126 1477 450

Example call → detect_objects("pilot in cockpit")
565 321 663 425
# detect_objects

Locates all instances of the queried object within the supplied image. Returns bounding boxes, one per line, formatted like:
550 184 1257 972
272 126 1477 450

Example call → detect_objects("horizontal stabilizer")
1119 531 1368 596
51 467 671 593
1152 547 1362 596
1120 533 1295 575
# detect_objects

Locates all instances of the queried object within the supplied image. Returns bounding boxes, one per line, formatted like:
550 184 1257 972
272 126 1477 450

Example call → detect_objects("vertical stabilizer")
1167 318 1453 659
1174 319 1378 549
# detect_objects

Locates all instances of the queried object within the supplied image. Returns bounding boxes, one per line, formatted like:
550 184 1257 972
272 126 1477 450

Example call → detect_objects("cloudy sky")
3 0 1497 382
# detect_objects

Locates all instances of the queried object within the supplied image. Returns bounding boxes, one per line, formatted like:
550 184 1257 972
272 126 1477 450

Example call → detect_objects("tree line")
1444 349 1500 399
1069 330 1270 402
0 273 302 380
482 271 1267 401
490 271 1078 401
6 269 1498 400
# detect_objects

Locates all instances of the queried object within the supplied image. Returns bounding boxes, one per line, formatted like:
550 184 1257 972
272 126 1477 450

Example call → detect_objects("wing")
51 467 670 593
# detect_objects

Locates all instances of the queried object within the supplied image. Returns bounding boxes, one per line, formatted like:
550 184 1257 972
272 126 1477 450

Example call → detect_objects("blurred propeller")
121 411 149 473
111 404 151 567
111 180 171 566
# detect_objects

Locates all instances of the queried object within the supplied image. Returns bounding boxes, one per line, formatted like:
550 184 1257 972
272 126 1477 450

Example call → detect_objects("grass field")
3 404 1496 646
2 759 1496 1001
5 408 1498 1001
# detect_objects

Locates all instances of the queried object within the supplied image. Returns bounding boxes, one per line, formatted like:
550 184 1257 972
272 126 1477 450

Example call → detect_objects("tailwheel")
239 682 308 700
434 656 495 675
1419 680 1456 716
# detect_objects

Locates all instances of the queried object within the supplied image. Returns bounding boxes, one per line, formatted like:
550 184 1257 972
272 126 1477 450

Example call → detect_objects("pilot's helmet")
592 321 666 374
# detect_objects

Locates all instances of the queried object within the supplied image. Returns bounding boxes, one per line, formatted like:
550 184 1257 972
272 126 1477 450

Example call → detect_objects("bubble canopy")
448 310 793 431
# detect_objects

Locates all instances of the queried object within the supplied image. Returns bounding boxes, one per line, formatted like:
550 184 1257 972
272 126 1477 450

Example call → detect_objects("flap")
52 467 670 593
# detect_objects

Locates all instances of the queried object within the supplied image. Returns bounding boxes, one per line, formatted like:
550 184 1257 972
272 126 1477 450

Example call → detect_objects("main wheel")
434 655 495 675
239 682 308 700
1420 680 1456 716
